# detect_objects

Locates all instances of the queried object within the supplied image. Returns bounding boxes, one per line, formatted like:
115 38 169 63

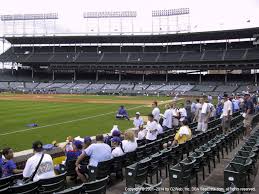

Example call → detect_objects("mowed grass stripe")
0 101 96 119
0 104 148 151
0 103 125 132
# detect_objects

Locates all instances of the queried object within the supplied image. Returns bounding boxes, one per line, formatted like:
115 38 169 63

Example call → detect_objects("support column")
31 68 34 79
96 71 99 81
73 71 76 82
11 62 14 75
199 71 202 84
225 73 227 84
119 71 121 82
165 71 168 83
52 71 55 81
142 73 145 82
255 70 257 86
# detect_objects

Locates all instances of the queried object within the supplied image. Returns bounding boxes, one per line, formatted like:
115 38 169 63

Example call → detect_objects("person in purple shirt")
2 147 22 177
116 105 130 120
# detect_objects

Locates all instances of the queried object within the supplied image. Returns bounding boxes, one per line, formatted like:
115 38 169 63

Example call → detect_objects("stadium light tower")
83 11 137 35
151 8 190 34
0 13 58 35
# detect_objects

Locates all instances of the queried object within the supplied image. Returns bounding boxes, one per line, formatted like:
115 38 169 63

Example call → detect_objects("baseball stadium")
0 0 259 193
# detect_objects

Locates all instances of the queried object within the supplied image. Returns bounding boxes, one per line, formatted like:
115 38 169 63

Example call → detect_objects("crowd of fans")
0 92 257 184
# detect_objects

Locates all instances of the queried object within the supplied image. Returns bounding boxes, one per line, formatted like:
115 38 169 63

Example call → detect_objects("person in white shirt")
170 102 180 127
221 93 233 133
178 103 187 123
23 141 55 182
156 121 163 134
162 104 173 130
196 98 210 132
145 114 158 143
75 135 112 182
152 101 160 122
137 126 147 140
121 130 138 153
133 112 144 129
111 137 124 157
208 102 216 118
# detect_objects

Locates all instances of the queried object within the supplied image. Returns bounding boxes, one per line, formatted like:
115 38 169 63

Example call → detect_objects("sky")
0 0 259 35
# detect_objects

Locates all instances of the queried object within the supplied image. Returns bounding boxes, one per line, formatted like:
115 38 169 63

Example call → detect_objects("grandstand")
0 27 258 96
1 17 259 193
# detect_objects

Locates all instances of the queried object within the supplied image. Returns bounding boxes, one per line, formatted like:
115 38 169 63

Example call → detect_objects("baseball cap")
112 130 121 137
136 112 140 115
32 141 43 152
73 140 83 149
111 136 121 144
223 93 228 98
84 136 92 144
244 92 250 96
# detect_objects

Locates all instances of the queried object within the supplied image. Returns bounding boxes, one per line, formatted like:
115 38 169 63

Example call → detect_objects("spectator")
171 102 180 127
111 137 124 157
23 141 55 181
137 125 147 140
110 125 120 135
179 103 187 123
243 93 254 138
133 112 144 129
122 130 138 153
104 128 121 146
232 96 240 112
222 93 233 134
162 104 173 130
75 134 112 182
216 101 223 118
173 120 192 145
152 101 160 122
66 140 83 161
63 136 74 152
1 147 22 177
208 101 216 119
116 105 130 120
191 100 197 121
208 94 213 103
185 100 192 123
156 120 163 134
83 136 92 149
195 97 210 132
145 114 158 143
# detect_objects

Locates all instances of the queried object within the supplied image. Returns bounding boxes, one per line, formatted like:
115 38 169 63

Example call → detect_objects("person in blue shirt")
116 105 130 120
75 134 113 182
216 101 223 118
65 140 83 161
2 147 22 177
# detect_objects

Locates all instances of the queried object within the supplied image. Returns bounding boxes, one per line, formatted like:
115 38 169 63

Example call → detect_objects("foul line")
0 104 145 136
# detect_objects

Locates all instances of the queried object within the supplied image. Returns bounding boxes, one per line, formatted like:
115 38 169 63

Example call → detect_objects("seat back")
124 151 136 167
38 172 67 194
96 159 113 180
135 159 151 185
0 176 12 190
54 184 83 194
111 155 125 173
10 181 39 194
83 176 108 194
136 145 146 161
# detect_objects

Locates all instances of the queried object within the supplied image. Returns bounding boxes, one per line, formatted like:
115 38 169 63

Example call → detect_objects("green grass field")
0 94 177 151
